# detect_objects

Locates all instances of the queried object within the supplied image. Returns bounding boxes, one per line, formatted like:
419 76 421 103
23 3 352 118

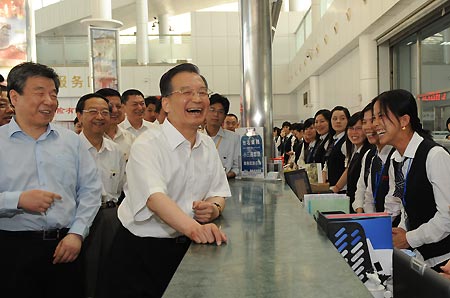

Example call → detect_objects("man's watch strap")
212 202 222 216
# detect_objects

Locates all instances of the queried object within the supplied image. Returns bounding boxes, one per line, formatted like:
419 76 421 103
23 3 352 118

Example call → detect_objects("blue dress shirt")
0 118 102 238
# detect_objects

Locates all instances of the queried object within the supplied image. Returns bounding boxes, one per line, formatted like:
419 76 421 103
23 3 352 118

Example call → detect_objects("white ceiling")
37 0 238 36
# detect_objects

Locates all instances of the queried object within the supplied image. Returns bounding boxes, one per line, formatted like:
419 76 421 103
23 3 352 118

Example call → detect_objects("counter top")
164 179 372 298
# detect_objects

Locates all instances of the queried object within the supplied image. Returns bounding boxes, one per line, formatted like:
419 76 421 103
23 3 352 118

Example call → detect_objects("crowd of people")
2 61 450 298
0 62 240 298
274 91 450 279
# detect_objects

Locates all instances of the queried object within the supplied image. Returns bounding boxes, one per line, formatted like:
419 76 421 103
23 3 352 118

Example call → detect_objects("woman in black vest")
345 112 373 213
326 106 350 193
313 109 334 168
296 118 319 168
373 89 450 271
353 102 396 219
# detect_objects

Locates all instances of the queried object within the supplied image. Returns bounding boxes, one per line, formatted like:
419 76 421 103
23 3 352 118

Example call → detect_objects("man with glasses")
0 62 102 298
204 93 240 179
76 93 126 298
119 89 153 137
97 88 135 161
106 63 230 298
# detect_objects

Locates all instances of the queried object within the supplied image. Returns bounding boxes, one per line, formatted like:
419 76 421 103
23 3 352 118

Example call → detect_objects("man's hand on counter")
188 222 227 246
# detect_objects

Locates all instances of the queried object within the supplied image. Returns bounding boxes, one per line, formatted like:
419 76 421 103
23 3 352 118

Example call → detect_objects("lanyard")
372 161 385 201
401 158 413 207
215 135 223 149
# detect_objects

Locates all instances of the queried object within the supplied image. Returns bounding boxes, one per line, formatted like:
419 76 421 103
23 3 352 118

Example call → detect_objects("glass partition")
36 34 192 66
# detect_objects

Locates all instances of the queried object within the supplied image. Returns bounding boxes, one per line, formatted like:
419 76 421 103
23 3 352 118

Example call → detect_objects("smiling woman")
372 89 450 269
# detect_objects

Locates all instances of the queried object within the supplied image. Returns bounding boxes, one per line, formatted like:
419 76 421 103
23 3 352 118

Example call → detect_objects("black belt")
149 235 190 244
101 201 118 209
0 228 70 241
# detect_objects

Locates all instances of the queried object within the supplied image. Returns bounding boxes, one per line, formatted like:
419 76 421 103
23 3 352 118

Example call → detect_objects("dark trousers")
0 230 84 298
81 206 120 298
102 224 191 298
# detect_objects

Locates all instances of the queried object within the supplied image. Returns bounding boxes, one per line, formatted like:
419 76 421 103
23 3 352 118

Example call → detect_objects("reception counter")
164 179 372 297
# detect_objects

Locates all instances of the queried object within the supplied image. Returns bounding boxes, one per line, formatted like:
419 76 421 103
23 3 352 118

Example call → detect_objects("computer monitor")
393 248 450 298
284 169 312 201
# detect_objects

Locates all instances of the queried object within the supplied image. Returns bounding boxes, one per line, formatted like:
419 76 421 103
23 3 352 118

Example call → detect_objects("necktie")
393 158 407 201
324 137 335 158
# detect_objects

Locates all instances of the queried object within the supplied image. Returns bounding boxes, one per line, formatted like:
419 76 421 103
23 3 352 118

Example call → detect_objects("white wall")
318 47 361 113
45 0 437 125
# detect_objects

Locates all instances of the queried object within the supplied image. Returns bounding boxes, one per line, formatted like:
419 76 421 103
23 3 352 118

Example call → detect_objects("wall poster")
89 27 119 92
0 0 27 67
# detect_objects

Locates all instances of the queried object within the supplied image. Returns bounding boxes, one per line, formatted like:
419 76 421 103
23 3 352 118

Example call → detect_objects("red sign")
418 91 448 101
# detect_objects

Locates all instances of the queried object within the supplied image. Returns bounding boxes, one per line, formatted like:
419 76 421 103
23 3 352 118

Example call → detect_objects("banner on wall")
0 0 27 67
89 27 119 92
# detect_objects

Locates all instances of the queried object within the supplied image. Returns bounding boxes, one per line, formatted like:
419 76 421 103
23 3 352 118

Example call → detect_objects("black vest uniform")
363 148 376 186
293 139 304 164
314 134 333 167
327 136 346 187
305 139 320 164
280 134 294 164
346 143 373 212
370 147 396 213
401 139 450 260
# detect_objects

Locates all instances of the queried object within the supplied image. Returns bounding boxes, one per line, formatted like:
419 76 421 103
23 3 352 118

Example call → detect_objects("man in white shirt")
97 88 135 161
204 93 240 179
105 63 230 298
76 93 126 298
119 89 153 137
223 113 239 131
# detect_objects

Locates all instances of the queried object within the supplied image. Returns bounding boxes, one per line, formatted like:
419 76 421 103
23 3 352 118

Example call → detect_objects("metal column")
240 0 274 159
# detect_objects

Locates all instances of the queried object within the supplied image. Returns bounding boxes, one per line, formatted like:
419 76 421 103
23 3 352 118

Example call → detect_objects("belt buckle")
43 229 59 241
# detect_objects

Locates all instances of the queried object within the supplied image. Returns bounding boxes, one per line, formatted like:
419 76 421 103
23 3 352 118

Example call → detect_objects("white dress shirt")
119 117 154 137
385 132 450 266
104 125 135 161
297 139 316 168
80 133 126 203
353 145 393 212
118 119 231 238
205 127 240 175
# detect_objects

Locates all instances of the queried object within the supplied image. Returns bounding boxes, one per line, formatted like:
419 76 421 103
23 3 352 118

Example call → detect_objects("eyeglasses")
209 107 225 115
165 87 211 99
348 126 363 131
82 109 110 117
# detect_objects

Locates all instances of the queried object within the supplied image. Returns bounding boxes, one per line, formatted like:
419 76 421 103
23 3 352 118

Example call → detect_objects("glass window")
391 16 450 134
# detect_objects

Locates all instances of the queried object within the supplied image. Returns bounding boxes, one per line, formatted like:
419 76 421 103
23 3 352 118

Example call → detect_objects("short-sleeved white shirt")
104 126 135 161
80 132 126 203
118 119 231 238
119 117 154 137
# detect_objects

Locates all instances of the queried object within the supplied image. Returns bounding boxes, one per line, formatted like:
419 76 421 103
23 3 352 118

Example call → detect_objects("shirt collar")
334 131 345 141
122 117 147 130
80 131 110 153
8 117 58 139
162 119 205 151
391 132 423 162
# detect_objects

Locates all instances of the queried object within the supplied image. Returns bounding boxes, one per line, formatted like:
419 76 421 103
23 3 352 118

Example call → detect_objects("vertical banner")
0 0 27 67
89 27 119 92
236 127 265 179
